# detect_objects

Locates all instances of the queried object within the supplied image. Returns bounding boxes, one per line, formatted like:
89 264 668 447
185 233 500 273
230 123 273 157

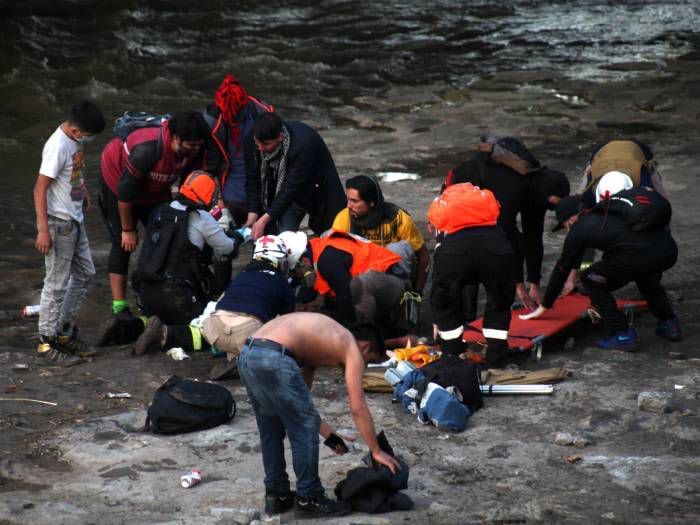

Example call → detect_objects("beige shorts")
202 311 263 361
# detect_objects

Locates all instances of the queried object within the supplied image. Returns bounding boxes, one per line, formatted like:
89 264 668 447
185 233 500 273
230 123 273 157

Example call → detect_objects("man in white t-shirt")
33 100 106 366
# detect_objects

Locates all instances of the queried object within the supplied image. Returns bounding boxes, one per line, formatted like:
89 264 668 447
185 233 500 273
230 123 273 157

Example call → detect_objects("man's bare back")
248 311 400 474
252 312 357 367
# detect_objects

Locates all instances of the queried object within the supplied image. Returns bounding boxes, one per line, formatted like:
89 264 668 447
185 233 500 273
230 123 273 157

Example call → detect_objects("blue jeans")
238 342 323 497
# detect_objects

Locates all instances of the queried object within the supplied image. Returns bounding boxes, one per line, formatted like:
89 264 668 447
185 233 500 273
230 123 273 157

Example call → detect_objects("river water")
0 0 698 250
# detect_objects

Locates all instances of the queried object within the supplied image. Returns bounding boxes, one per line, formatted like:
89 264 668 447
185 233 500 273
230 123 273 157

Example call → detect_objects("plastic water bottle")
234 226 252 244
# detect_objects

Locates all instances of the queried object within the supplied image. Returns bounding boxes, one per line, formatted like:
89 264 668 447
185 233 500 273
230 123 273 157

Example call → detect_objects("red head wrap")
214 74 249 128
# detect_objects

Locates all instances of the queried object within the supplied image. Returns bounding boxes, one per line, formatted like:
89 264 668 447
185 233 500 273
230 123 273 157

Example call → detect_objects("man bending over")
238 312 399 519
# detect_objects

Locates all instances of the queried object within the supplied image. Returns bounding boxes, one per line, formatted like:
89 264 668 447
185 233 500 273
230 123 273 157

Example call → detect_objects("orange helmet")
179 170 219 208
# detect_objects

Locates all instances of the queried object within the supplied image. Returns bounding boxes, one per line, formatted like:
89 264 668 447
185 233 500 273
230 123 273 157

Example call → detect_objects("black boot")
98 308 145 346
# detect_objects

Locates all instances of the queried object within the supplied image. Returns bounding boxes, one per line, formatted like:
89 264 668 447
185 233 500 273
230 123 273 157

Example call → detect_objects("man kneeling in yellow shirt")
332 175 430 295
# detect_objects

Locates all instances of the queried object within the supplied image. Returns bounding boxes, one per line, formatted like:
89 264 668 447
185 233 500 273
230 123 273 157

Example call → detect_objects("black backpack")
145 376 236 434
113 111 171 140
592 186 671 231
420 355 483 413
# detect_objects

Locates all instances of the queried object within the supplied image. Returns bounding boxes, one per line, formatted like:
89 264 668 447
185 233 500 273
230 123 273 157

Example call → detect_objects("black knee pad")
107 244 131 275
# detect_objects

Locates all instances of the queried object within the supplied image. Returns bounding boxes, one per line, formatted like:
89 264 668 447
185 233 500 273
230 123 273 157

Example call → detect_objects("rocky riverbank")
1 37 700 525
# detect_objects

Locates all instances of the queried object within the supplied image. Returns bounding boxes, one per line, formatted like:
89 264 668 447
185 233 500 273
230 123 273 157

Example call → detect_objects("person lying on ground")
33 100 105 366
444 134 568 313
244 112 346 239
520 193 681 350
99 171 243 346
238 312 400 519
332 174 430 295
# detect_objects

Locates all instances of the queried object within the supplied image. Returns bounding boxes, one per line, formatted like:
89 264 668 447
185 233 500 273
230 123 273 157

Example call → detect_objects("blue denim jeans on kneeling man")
238 341 324 498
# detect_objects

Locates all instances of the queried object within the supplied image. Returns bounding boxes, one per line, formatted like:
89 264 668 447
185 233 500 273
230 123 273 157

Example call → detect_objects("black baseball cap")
553 196 583 232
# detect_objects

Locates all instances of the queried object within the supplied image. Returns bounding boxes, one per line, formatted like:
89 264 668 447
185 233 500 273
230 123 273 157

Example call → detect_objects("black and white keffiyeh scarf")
260 125 291 209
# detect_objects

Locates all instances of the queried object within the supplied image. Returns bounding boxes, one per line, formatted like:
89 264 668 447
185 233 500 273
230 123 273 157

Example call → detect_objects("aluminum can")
23 304 41 317
180 469 202 488
210 206 223 220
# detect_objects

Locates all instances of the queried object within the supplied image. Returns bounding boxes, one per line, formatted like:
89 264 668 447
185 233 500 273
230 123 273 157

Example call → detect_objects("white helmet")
596 170 633 203
253 235 289 272
279 231 308 270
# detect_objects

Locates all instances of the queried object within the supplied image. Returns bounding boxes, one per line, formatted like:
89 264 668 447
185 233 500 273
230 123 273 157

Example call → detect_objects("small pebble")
555 432 574 445
573 436 589 448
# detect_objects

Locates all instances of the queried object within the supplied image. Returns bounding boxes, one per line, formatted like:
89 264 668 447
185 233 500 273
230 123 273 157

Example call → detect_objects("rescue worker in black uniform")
445 135 569 314
428 183 515 364
522 193 681 349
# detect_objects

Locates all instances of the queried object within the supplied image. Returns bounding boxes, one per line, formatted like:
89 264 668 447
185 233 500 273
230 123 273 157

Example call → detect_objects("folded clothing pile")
335 431 413 514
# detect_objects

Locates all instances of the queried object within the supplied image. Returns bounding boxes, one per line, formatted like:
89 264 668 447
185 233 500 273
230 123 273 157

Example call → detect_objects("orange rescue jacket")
309 230 402 296
427 182 500 234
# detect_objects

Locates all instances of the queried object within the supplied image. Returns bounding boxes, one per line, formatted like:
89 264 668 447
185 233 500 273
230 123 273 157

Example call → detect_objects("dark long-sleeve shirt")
244 121 346 233
216 265 295 322
316 246 356 325
448 156 532 283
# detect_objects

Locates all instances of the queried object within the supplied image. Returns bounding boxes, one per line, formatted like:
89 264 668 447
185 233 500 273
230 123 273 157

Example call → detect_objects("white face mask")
77 134 96 144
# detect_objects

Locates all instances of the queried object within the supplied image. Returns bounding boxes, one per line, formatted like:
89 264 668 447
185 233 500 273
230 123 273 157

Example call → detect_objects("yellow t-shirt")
332 207 425 252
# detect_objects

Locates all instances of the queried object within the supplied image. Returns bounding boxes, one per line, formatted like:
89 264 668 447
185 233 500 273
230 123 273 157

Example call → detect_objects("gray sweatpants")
38 216 96 338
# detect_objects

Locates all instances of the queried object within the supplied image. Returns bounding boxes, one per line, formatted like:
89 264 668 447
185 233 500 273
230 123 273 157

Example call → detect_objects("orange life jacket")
309 230 402 296
427 182 500 234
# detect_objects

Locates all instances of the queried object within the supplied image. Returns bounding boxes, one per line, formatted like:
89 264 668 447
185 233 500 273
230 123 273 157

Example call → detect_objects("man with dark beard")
244 112 346 239
332 174 430 295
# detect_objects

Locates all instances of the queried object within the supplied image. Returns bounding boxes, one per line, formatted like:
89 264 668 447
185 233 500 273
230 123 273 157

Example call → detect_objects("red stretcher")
462 292 647 360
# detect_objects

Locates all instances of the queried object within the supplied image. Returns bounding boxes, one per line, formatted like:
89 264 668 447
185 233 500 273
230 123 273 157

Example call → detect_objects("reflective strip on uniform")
483 328 509 340
438 326 464 341
189 325 203 351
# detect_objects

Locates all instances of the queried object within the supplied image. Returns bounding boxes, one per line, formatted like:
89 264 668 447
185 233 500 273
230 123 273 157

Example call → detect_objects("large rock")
637 392 675 414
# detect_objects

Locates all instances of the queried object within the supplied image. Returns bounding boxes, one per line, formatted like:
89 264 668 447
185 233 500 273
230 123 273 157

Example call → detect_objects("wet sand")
1 49 700 525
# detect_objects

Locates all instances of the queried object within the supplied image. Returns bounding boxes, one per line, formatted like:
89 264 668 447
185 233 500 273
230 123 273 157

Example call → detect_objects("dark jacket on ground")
244 121 346 233
334 457 412 514
542 212 678 308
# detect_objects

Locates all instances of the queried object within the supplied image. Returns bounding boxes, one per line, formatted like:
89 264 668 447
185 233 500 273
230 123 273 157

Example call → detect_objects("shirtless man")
238 312 399 519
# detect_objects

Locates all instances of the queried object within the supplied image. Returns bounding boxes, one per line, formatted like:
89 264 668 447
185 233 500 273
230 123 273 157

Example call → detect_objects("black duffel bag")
420 355 483 413
145 375 236 434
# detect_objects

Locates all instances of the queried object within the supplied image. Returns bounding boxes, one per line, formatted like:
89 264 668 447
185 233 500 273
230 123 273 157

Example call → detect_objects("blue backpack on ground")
113 111 171 140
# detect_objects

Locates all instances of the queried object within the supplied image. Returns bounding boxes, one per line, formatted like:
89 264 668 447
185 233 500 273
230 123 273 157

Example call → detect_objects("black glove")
323 433 349 454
